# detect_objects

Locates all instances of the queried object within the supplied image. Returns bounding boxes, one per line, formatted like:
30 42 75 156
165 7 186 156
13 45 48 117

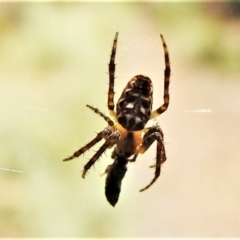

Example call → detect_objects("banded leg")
130 125 166 191
140 135 166 192
150 34 171 119
108 32 118 118
128 125 162 162
82 130 120 178
63 128 113 161
86 105 114 126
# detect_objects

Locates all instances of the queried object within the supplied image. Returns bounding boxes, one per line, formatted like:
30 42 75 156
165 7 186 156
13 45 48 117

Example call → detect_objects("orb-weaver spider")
63 32 171 207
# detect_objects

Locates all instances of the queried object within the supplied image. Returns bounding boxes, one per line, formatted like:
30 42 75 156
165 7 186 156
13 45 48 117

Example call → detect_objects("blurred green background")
0 2 240 237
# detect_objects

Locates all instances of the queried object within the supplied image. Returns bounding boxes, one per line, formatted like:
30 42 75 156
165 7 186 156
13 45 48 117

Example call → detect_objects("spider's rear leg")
82 129 120 178
131 125 166 192
63 129 108 161
63 106 114 162
150 34 171 119
140 134 166 192
128 125 162 162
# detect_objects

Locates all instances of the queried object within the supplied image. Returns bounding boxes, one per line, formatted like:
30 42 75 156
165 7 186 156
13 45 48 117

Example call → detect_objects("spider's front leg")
150 34 171 119
108 32 118 120
131 125 166 192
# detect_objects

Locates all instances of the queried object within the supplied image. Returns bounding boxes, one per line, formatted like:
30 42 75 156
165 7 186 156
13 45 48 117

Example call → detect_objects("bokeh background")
0 2 240 238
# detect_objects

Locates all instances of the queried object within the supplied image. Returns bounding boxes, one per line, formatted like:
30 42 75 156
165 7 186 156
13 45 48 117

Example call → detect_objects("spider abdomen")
116 75 153 131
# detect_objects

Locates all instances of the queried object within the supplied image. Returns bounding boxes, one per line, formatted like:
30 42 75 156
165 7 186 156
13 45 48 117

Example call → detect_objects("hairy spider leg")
129 125 166 191
63 105 115 162
150 34 171 119
139 133 166 192
86 105 114 126
82 130 120 178
108 32 118 119
63 129 111 161
128 125 161 162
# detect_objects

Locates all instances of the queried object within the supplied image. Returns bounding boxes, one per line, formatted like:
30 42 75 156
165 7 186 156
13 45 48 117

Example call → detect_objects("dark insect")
63 32 171 207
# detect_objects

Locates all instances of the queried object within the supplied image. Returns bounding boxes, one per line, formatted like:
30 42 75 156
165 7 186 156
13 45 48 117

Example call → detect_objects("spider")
63 32 170 207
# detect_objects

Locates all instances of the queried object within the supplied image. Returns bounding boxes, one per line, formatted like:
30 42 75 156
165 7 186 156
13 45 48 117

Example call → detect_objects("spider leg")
133 125 166 192
128 125 161 163
82 130 120 178
108 32 118 119
86 105 114 126
140 138 166 192
63 128 113 161
150 34 171 119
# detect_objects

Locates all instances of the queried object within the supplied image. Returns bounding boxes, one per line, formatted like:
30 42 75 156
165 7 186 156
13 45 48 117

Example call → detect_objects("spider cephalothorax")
63 32 171 207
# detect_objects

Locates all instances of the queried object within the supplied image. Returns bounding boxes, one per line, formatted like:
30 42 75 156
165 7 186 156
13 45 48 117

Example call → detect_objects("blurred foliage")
150 2 240 75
